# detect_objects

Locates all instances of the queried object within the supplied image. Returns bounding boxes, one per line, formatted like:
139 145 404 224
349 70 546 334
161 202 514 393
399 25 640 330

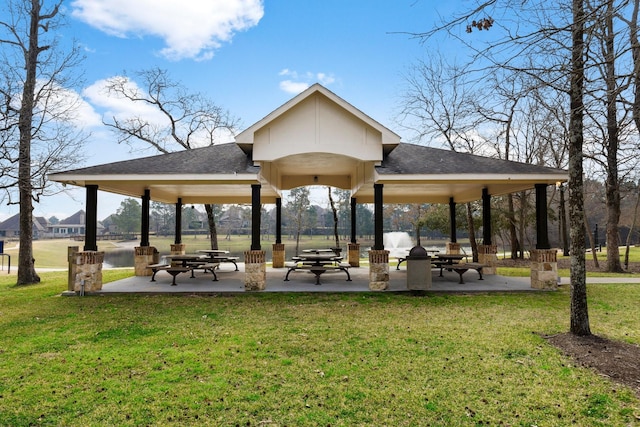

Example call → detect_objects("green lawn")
0 272 638 426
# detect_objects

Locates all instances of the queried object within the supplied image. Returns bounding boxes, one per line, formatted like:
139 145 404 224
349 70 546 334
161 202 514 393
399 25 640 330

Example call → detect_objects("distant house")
0 213 50 240
49 210 103 237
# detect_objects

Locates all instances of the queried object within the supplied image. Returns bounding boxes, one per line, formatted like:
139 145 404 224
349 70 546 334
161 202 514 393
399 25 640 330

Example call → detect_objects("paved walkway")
98 263 539 294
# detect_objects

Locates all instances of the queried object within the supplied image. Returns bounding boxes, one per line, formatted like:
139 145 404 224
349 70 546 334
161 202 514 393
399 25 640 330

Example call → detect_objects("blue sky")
6 0 466 221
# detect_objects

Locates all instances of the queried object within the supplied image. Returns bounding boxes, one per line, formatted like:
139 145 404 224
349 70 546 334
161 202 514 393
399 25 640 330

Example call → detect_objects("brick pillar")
446 242 461 255
244 250 266 291
478 244 498 275
368 249 389 291
348 243 360 267
530 249 558 290
67 246 79 292
170 243 186 255
272 243 285 268
134 246 158 276
70 251 104 293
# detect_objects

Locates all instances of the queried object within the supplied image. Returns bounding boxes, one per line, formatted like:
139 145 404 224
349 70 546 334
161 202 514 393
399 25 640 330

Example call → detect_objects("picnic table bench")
449 262 486 284
284 260 352 285
147 261 219 285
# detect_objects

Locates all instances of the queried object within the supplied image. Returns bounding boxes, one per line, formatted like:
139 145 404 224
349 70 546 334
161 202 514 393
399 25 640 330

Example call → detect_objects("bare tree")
397 53 481 260
568 0 591 336
327 187 340 250
102 68 240 250
406 0 593 335
285 187 311 255
0 0 86 285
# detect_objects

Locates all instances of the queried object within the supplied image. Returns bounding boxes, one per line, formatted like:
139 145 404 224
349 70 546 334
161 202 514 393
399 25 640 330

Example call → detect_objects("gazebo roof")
49 84 567 205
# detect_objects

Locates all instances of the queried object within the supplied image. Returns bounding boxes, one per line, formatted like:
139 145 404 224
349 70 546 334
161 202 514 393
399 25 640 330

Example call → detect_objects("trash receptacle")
406 245 431 290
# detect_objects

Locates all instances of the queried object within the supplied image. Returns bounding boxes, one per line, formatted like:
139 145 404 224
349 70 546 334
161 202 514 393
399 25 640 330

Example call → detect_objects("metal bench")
449 262 486 284
148 263 171 282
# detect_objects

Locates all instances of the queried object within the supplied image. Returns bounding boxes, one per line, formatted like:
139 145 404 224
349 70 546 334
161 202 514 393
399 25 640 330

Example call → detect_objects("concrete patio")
97 262 537 294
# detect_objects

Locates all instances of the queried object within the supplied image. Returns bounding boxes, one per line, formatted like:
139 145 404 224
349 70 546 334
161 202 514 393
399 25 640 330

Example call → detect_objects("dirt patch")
546 333 640 398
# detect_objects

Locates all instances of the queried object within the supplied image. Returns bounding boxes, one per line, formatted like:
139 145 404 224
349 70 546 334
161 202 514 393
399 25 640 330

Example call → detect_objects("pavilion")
49 84 567 291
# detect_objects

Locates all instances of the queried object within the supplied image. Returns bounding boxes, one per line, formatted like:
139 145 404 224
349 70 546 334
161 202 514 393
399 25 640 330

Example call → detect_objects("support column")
530 249 558 289
246 184 266 290
446 197 460 254
482 188 492 245
535 184 551 249
478 189 496 272
478 244 498 275
275 197 282 244
175 198 182 244
370 184 388 288
348 197 360 266
272 198 285 268
559 184 569 256
251 184 261 251
171 198 186 255
141 189 150 247
134 246 159 276
66 246 79 293
69 250 105 293
244 249 266 291
84 185 98 251
374 183 384 250
348 243 360 267
369 249 390 290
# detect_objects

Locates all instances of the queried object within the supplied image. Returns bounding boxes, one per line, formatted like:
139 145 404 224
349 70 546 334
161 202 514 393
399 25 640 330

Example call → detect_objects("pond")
103 249 134 268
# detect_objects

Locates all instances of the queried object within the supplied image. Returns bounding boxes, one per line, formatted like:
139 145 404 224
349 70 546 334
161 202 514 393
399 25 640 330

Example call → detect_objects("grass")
0 272 638 426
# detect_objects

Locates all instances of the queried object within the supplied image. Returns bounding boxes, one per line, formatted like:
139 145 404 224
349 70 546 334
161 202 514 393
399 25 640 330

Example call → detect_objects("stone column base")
70 251 104 292
369 250 389 290
170 243 186 255
134 246 158 276
478 244 498 275
272 243 285 268
68 246 79 292
446 242 461 255
244 250 266 291
348 243 360 267
530 249 558 290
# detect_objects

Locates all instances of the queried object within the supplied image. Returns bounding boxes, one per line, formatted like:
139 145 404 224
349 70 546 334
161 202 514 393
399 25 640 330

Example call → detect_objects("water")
103 249 134 268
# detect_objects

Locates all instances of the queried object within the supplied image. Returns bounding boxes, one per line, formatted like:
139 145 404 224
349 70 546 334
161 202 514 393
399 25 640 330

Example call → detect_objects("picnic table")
284 253 351 285
153 254 219 285
196 249 240 271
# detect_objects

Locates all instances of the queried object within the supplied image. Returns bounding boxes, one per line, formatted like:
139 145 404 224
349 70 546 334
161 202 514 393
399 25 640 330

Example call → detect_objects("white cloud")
279 80 310 95
83 77 236 148
278 70 336 94
70 0 264 61
83 77 166 124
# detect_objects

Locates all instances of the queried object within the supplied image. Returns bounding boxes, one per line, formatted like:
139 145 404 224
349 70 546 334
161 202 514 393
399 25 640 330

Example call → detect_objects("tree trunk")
602 0 623 272
584 212 599 269
204 204 218 250
507 194 519 259
517 191 527 260
465 203 478 262
17 0 44 285
328 187 340 248
569 0 590 336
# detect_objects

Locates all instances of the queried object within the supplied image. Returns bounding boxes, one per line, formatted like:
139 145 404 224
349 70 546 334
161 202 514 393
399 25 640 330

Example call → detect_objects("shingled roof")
59 143 258 176
378 143 566 176
49 84 567 206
